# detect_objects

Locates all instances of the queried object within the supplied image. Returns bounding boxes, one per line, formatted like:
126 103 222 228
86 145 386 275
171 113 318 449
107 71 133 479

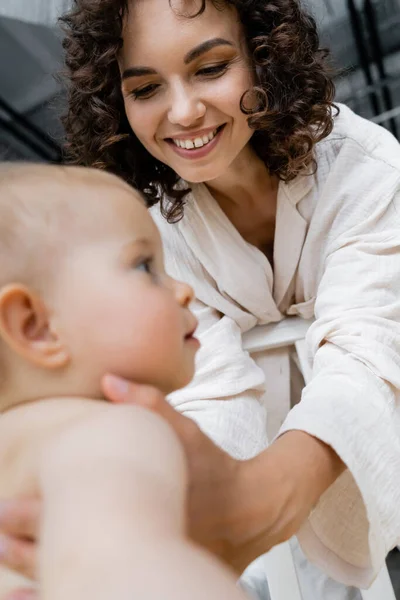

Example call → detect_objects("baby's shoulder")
0 397 105 499
0 398 183 502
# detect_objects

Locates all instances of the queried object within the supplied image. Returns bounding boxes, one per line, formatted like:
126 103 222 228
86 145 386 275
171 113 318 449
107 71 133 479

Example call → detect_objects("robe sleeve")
280 187 400 587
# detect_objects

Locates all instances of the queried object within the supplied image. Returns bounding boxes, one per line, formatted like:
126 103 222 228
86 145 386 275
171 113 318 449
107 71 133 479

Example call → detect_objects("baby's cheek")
90 290 183 385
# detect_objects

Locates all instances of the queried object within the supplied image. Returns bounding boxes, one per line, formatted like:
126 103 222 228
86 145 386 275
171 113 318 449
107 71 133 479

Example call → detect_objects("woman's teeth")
172 129 218 150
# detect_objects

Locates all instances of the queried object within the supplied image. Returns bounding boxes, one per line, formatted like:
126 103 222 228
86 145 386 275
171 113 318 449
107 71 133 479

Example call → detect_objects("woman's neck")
204 144 277 210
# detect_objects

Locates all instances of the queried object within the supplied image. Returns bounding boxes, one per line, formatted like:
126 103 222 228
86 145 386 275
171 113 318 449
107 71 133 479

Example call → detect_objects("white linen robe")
151 104 400 592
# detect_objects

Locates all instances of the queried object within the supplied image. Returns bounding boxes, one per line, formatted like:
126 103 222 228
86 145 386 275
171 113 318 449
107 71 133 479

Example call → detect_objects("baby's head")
0 163 198 411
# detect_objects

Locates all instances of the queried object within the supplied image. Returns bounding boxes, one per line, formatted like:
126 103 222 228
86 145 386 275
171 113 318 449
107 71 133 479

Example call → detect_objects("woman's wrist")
269 430 346 505
227 431 345 571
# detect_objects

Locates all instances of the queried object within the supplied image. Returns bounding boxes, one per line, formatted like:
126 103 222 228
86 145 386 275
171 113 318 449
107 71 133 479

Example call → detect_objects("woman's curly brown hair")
61 0 337 222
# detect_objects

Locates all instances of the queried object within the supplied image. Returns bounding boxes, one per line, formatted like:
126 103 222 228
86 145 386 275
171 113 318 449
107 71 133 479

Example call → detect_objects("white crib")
242 317 396 600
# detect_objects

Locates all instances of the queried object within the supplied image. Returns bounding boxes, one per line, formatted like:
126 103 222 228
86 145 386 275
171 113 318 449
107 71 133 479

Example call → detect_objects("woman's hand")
0 498 39 600
0 498 39 581
102 375 345 573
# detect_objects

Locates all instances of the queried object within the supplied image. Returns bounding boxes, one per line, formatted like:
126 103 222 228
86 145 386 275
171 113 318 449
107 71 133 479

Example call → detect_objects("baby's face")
50 179 199 396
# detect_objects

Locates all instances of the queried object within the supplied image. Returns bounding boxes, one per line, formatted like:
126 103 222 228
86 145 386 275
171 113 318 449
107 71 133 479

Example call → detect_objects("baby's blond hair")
0 162 133 289
0 163 75 290
0 162 134 390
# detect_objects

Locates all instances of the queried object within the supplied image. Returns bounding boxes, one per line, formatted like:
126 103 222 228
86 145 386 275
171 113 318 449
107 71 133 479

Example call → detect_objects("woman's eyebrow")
122 38 234 79
184 38 234 64
122 66 157 80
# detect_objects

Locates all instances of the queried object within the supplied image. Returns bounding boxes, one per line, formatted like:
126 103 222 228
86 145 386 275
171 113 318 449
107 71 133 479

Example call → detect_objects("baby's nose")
173 278 194 307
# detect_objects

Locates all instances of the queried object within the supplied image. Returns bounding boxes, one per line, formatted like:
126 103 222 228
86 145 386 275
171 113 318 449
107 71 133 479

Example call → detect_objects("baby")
0 163 246 600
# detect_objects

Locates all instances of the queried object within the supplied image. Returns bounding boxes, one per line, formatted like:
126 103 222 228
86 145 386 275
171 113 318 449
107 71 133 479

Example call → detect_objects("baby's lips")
185 315 199 339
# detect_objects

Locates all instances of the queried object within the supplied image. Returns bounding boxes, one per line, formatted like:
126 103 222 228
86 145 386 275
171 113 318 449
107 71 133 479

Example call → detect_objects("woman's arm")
104 378 344 573
277 181 400 587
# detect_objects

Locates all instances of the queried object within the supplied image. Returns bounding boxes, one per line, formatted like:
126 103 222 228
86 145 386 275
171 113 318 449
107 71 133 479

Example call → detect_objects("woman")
1 0 400 598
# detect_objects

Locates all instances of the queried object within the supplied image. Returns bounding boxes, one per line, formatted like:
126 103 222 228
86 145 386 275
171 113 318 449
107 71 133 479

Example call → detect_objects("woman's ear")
0 284 70 369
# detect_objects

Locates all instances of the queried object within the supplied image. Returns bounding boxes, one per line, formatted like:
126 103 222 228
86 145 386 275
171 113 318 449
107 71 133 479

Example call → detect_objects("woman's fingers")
102 375 192 437
0 499 39 578
0 535 36 580
102 375 165 408
0 498 40 538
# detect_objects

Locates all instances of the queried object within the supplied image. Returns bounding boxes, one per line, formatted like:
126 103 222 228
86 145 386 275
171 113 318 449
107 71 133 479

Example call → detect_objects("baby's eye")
136 258 153 274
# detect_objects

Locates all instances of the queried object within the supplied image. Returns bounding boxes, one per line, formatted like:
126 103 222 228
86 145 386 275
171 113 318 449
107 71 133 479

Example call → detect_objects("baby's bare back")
0 398 187 598
0 398 104 497
0 397 106 595
0 398 248 600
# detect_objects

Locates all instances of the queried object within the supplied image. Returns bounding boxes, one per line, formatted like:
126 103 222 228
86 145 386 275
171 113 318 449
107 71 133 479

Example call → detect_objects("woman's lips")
166 125 225 160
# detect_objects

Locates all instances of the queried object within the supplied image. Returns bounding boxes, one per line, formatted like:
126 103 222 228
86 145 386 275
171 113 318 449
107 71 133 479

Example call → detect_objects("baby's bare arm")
39 404 245 600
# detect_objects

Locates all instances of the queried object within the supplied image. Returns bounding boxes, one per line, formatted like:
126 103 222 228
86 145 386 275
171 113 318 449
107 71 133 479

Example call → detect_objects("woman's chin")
175 163 227 184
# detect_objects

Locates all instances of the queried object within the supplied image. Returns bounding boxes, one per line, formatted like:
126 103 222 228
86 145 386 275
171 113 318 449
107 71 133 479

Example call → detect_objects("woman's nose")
168 85 206 127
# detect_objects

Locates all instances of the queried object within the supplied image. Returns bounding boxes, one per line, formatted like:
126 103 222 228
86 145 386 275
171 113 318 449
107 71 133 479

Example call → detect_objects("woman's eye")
130 84 160 100
196 62 230 78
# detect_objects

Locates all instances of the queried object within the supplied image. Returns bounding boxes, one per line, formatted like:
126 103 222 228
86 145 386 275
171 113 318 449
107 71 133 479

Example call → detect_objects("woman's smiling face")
120 0 254 183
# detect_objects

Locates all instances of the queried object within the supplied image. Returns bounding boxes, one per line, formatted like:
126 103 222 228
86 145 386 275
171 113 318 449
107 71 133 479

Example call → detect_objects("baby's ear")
0 284 69 369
